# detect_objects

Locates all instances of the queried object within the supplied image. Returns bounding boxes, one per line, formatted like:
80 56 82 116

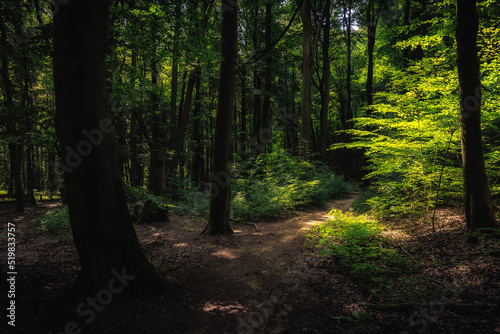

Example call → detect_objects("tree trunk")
53 0 167 293
456 0 497 233
202 0 238 236
192 68 203 186
320 0 331 162
167 1 213 177
129 51 142 187
300 0 312 156
366 0 377 115
261 2 273 153
148 60 166 196
9 142 24 212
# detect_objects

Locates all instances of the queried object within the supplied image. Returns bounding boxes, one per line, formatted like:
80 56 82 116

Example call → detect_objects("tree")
319 0 331 162
300 0 312 156
202 0 238 235
53 0 167 292
456 0 497 233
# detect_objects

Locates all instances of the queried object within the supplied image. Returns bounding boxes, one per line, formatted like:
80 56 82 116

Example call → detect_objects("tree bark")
320 0 331 162
53 0 168 292
366 0 378 115
456 0 497 233
300 0 312 156
202 0 238 235
261 2 273 153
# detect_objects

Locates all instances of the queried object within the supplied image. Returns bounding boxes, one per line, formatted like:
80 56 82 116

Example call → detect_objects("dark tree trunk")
26 145 36 205
320 0 331 162
53 0 167 292
239 71 248 156
148 60 166 196
129 51 142 187
10 143 24 212
192 68 203 186
300 0 312 156
168 1 213 178
366 0 378 115
202 0 238 236
456 0 497 233
261 2 273 153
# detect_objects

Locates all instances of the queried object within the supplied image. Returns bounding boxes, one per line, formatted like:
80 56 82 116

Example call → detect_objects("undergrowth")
230 151 352 220
34 205 71 236
166 151 352 221
307 210 427 302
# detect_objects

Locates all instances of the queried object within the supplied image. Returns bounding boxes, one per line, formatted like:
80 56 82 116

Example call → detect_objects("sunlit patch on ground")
211 249 238 260
202 301 247 314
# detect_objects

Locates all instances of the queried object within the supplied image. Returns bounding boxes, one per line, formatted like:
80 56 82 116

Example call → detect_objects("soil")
1 193 499 334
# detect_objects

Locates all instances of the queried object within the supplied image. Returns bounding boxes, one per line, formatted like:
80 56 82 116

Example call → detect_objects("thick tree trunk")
53 0 167 292
202 0 238 236
456 0 497 233
300 0 312 156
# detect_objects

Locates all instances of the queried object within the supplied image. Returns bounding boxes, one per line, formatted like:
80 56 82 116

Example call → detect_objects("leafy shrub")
307 210 407 281
166 178 210 217
124 185 167 209
124 185 170 223
35 205 71 236
230 150 352 220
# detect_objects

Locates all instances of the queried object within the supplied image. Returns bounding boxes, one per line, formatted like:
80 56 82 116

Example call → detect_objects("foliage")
308 210 406 280
124 185 168 210
167 178 210 217
231 151 352 220
35 206 71 236
307 210 428 301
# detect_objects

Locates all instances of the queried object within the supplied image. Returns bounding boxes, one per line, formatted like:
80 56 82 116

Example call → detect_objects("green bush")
167 178 210 217
230 150 352 220
35 205 71 236
307 210 407 281
124 185 167 209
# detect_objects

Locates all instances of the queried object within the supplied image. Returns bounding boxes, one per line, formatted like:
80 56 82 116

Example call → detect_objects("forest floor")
1 193 499 334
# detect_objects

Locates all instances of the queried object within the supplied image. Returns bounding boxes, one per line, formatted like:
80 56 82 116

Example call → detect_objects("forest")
1 0 499 333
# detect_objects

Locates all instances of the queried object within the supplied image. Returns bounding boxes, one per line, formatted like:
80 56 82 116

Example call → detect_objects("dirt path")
153 192 361 334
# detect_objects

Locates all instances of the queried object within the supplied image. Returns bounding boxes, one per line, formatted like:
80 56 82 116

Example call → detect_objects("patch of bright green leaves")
308 210 406 280
307 210 428 302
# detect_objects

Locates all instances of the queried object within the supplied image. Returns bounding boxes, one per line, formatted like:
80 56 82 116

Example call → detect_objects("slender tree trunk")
148 60 166 196
167 1 213 177
261 2 273 153
239 71 248 156
192 68 203 185
53 0 167 292
202 0 238 235
320 0 331 162
300 0 312 156
129 51 143 187
252 5 262 141
456 0 497 233
26 145 36 204
9 143 24 212
366 0 378 115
